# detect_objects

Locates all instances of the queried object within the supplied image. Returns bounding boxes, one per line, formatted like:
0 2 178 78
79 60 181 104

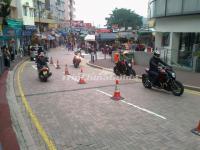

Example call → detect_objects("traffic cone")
78 68 86 84
64 64 70 75
111 80 124 101
191 121 200 136
56 60 60 69
50 57 53 64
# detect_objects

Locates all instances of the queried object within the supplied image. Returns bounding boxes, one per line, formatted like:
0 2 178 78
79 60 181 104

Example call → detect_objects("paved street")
14 47 200 150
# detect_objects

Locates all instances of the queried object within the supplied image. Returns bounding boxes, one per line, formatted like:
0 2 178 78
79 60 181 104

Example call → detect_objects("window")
162 32 170 47
23 6 27 16
30 9 34 17
177 33 200 68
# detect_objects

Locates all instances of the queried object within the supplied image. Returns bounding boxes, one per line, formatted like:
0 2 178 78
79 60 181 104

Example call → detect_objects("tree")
106 8 143 30
0 0 12 29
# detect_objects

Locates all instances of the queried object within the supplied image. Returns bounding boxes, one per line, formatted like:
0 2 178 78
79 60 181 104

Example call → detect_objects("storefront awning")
97 33 117 41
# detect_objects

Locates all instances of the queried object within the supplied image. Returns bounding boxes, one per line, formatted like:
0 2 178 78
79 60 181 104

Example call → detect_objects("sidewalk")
0 56 25 150
0 71 20 150
88 58 200 91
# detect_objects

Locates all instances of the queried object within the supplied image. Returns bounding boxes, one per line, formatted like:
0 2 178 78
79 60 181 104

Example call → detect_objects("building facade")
17 0 36 46
148 0 200 72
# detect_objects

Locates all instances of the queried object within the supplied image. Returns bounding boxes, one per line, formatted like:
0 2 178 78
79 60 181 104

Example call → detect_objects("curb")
86 62 113 72
6 58 37 150
87 62 200 92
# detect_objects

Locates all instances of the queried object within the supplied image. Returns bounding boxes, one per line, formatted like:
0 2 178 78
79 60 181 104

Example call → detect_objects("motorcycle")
38 66 51 82
73 51 82 68
142 66 184 96
114 60 136 78
36 56 51 82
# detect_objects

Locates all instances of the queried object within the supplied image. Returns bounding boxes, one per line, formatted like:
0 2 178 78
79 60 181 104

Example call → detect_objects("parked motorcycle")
142 66 184 96
73 51 82 68
114 60 136 78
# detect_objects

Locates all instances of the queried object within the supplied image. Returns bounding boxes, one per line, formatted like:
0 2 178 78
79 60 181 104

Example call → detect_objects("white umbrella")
84 34 95 41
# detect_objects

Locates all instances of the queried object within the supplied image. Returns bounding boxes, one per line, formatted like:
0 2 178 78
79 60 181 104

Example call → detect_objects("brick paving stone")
13 47 200 150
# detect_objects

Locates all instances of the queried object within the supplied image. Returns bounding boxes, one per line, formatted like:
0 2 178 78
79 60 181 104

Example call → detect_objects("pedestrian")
3 47 11 69
9 46 15 61
19 47 23 58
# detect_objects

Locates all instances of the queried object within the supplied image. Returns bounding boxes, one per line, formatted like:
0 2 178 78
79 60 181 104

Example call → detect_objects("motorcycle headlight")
171 72 176 78
128 63 131 67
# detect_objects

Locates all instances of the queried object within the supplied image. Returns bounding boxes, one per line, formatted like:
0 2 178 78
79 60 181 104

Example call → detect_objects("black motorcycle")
142 66 184 96
114 60 136 78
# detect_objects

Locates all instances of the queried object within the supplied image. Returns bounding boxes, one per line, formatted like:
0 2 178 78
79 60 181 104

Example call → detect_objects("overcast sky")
75 0 148 27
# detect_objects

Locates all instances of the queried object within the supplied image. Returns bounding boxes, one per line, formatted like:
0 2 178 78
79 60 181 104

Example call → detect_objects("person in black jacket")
149 50 170 85
36 52 47 69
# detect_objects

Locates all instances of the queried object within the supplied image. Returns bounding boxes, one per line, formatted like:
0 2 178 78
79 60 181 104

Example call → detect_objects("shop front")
178 33 200 69
22 25 37 45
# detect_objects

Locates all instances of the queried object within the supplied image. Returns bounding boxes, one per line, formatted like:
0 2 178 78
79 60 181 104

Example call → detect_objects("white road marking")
32 65 37 70
67 75 79 82
96 89 112 97
96 89 167 120
120 100 166 120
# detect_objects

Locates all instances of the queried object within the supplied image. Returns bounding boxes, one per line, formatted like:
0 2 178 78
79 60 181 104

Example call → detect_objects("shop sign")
3 28 15 36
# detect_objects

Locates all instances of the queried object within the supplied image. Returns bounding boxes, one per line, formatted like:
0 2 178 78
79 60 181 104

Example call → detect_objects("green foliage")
106 8 143 30
0 0 12 27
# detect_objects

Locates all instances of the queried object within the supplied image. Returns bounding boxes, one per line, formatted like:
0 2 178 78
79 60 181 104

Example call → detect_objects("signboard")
96 29 112 33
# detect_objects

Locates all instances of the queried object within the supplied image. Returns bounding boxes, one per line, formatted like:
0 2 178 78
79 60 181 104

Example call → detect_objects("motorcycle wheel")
171 80 184 96
142 74 152 89
39 73 48 82
114 66 120 76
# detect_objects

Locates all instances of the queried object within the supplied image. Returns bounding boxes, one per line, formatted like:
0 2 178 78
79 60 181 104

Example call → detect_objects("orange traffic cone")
191 121 200 136
64 64 70 75
56 60 60 69
50 57 53 64
111 80 124 101
79 68 86 84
